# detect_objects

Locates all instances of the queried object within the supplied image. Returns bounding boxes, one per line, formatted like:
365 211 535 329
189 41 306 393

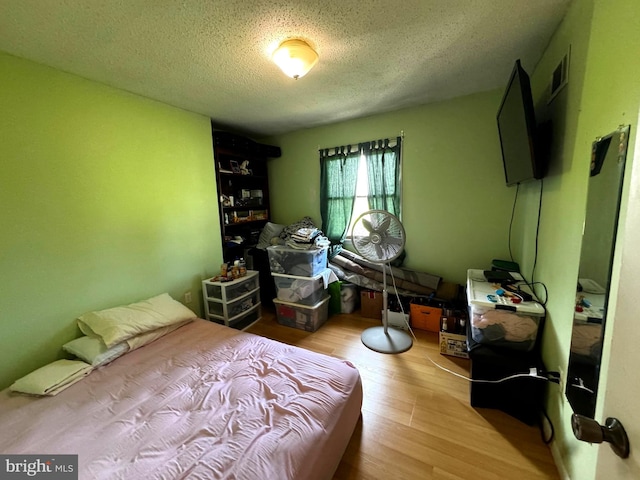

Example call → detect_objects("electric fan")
351 210 412 353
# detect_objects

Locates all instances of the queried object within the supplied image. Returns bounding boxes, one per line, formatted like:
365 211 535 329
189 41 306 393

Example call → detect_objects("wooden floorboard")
246 307 560 480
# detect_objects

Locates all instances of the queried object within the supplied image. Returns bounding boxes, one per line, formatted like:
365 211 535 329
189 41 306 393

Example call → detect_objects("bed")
0 318 363 479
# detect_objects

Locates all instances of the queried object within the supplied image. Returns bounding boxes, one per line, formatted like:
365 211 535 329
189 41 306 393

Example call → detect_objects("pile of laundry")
277 217 330 250
286 227 330 250
284 227 322 249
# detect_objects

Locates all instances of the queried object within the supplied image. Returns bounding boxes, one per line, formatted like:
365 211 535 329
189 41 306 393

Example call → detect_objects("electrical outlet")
184 291 192 303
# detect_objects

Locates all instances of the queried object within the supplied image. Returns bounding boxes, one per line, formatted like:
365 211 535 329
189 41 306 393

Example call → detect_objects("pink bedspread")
0 320 363 479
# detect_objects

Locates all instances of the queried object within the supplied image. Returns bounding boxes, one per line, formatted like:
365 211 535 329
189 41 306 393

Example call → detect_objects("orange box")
410 303 443 332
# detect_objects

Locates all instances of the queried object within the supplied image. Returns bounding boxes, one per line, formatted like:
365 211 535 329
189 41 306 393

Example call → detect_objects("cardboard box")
436 281 461 302
439 331 469 359
384 310 409 330
360 290 383 319
410 303 443 332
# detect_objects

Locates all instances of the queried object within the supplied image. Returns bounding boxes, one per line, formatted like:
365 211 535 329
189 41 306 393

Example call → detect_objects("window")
319 136 402 252
347 154 373 238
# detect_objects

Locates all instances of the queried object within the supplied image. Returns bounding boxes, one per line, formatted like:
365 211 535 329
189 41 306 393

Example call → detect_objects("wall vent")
549 46 570 103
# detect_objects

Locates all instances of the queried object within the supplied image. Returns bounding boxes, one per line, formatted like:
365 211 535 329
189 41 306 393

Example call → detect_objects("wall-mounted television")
496 60 544 186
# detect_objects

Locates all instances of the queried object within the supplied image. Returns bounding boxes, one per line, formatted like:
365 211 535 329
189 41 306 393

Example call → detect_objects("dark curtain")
361 136 402 218
319 146 360 256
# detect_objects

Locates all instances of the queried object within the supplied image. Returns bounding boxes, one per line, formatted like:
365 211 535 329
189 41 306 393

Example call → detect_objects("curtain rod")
318 130 404 154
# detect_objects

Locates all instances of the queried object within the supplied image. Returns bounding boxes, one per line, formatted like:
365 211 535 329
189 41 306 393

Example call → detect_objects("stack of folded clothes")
286 227 330 250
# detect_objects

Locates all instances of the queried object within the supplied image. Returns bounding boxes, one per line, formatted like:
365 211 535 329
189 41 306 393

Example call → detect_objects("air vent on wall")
549 46 570 103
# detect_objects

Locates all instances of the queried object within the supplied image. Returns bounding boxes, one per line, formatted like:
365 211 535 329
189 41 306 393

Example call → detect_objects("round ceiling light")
272 39 319 80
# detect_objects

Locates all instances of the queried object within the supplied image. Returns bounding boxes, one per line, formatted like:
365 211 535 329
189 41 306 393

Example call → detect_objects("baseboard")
550 439 571 480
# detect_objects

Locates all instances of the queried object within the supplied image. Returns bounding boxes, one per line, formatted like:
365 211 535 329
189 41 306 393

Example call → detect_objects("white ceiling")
0 0 571 137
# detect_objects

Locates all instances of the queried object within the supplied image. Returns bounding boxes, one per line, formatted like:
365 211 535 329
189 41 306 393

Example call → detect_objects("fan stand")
361 264 413 354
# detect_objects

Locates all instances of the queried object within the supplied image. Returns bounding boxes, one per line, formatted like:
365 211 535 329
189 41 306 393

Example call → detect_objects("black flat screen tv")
496 60 543 186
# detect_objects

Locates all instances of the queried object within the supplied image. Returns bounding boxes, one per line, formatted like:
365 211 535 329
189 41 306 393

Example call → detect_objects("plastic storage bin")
207 289 260 318
204 272 259 302
272 271 327 306
340 282 359 314
274 296 330 332
267 246 328 277
229 305 261 330
467 269 545 352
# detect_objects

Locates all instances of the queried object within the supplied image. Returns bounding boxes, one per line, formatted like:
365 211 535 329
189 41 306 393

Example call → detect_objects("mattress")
0 319 362 480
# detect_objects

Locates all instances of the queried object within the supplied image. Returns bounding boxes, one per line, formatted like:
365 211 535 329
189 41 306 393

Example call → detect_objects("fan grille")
352 210 405 263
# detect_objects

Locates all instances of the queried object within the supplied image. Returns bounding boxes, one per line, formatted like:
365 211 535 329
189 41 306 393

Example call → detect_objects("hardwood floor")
247 307 560 480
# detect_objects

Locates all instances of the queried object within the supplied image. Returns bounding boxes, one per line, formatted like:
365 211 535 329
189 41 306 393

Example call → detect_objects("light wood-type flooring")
247 307 560 480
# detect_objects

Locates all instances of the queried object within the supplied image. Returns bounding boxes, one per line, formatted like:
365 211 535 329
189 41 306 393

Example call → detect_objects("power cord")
427 351 559 443
540 408 555 444
508 182 520 263
530 178 544 289
387 262 418 341
425 352 559 385
508 178 549 306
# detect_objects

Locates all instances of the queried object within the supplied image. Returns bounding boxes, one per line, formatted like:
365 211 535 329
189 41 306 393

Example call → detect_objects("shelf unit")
202 270 261 330
212 130 281 263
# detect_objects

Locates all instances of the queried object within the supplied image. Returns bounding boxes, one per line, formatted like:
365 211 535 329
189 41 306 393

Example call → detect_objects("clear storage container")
272 271 328 306
207 289 260 318
467 269 545 351
267 246 328 277
274 295 330 332
340 282 359 314
229 305 261 330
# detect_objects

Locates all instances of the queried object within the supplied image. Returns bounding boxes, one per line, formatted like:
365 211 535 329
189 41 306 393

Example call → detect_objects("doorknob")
571 413 630 459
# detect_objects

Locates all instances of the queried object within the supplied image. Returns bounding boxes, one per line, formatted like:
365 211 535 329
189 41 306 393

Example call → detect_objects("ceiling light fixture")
272 39 318 80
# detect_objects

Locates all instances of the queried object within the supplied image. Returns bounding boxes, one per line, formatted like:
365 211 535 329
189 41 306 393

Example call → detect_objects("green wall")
512 0 640 478
520 1 597 477
266 90 515 285
0 52 221 390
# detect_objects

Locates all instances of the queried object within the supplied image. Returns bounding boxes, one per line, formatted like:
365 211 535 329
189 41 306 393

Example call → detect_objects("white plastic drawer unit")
202 270 261 330
204 271 259 302
466 269 545 352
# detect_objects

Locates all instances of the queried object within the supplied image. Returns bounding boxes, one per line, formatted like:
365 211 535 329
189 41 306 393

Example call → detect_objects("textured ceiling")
0 0 571 136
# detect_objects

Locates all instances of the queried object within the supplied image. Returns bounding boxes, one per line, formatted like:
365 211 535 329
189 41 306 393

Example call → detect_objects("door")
594 119 640 478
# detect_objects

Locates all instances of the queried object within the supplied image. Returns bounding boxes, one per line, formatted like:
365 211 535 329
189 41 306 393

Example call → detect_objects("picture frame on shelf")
230 160 241 174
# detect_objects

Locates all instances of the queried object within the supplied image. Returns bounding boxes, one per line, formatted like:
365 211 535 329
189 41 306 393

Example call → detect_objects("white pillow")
256 222 285 249
77 293 196 347
63 336 129 367
126 319 192 351
10 359 92 396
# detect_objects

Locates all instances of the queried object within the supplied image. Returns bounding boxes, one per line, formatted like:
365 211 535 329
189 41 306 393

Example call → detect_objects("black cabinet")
468 339 546 425
212 130 280 263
